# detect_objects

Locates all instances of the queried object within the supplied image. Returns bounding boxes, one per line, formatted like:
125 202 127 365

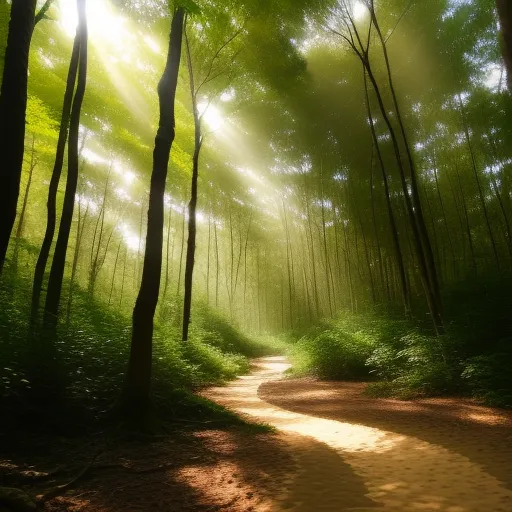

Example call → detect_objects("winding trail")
204 356 512 512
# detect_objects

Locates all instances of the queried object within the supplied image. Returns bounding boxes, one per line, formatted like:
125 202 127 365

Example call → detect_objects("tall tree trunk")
12 135 37 270
182 28 202 341
161 205 173 305
0 0 37 272
15 135 37 241
497 0 512 91
363 58 441 331
66 200 89 326
177 205 186 296
43 0 88 329
122 7 184 417
319 167 334 316
206 213 211 304
458 95 500 270
364 69 410 315
214 220 220 307
119 246 127 308
88 167 111 297
31 35 80 325
370 4 443 326
432 156 457 279
109 240 122 305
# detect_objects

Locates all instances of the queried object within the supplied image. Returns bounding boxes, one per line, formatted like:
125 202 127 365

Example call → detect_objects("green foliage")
0 272 264 427
291 297 512 407
461 353 512 408
291 317 378 380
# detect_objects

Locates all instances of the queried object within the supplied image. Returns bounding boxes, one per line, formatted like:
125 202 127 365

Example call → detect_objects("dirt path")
204 356 512 512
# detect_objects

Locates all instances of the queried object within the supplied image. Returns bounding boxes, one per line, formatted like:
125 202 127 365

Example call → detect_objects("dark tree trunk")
15 136 36 241
0 0 37 272
109 240 122 305
364 68 410 316
43 0 88 330
11 136 37 272
182 28 202 342
31 35 80 325
122 7 185 417
497 0 512 91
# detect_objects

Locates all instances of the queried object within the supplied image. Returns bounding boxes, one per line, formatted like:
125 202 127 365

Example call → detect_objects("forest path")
204 356 512 512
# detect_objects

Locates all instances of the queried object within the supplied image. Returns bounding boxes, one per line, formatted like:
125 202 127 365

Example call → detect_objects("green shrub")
292 327 375 380
461 351 512 407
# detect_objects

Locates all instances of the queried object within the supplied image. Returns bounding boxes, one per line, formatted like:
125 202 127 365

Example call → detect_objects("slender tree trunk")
364 69 410 315
109 240 122 305
43 0 88 329
15 135 37 241
119 246 127 308
432 157 457 278
162 205 173 304
31 35 80 325
497 0 512 91
363 58 441 331
206 214 211 304
66 201 89 326
214 220 219 307
455 161 477 273
136 200 145 287
304 176 320 316
0 0 37 272
123 7 184 417
12 135 37 270
177 206 186 296
458 95 500 270
369 149 386 300
182 28 202 341
370 6 443 326
320 168 334 316
89 168 111 296
282 201 294 329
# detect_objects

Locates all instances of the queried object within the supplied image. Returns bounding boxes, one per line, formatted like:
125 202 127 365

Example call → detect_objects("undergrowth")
0 272 281 434
290 276 512 407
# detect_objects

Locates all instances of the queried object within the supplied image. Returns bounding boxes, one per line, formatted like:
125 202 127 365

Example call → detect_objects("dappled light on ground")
205 357 512 512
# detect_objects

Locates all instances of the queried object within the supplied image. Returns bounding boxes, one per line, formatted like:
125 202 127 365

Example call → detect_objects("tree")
497 0 512 90
182 9 242 341
0 0 37 272
0 0 55 273
122 5 185 418
31 36 81 325
43 0 88 329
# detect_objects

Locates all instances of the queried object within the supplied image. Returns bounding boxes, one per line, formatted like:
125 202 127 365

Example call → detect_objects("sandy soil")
204 356 512 512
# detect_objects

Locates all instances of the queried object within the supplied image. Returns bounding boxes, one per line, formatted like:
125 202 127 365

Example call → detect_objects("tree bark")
43 0 88 329
31 35 80 325
497 0 512 90
122 7 184 417
0 0 37 272
182 27 202 341
364 68 410 315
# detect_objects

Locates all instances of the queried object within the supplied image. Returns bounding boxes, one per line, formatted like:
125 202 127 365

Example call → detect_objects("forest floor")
2 357 512 512
204 357 512 512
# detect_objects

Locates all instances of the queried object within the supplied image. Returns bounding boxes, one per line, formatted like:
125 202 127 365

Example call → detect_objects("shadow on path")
206 357 512 512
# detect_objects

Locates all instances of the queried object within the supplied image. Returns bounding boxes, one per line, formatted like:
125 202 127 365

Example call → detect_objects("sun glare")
198 102 224 131
59 0 126 44
353 1 368 21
